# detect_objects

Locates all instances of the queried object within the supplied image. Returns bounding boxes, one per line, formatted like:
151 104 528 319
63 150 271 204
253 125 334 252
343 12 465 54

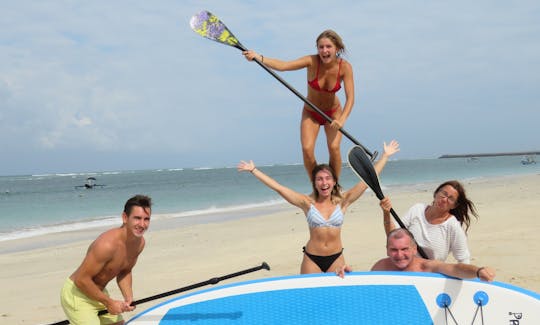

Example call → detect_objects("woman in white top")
380 180 478 263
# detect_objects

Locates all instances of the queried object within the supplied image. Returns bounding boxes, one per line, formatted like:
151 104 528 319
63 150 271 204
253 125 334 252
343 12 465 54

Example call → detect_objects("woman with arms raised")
237 140 399 274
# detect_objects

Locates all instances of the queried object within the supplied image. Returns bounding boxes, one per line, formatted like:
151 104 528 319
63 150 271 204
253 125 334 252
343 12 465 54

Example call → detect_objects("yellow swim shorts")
60 278 123 325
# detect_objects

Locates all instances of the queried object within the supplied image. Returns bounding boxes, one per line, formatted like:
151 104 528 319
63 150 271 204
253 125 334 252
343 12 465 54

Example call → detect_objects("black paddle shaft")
127 261 270 307
47 262 270 325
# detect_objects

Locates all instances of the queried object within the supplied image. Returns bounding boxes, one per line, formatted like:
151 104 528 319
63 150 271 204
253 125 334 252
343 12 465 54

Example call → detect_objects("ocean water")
0 155 538 242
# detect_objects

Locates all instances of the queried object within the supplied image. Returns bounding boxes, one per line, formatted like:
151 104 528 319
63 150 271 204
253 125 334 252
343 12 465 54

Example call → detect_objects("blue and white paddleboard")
127 272 539 324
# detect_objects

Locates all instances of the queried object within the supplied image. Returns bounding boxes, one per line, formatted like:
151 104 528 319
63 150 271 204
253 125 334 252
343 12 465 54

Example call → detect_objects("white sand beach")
1 174 539 324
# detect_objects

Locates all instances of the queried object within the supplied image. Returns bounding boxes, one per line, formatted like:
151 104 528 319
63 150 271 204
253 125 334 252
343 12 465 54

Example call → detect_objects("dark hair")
434 180 478 232
316 30 346 56
124 194 152 215
310 164 343 203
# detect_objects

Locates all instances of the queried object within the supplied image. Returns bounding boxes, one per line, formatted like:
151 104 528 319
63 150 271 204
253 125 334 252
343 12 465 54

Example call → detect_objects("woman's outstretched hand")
382 140 400 157
237 160 256 173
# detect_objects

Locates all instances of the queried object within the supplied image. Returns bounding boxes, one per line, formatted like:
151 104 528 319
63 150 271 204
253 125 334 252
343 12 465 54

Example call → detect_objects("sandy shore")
1 174 539 324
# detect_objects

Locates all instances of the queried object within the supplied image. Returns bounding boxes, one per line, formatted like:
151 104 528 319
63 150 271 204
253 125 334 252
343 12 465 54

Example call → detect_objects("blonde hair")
316 30 346 56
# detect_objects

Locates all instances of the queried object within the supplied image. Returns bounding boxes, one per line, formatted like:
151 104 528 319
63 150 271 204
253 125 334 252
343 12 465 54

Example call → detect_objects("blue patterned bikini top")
306 204 344 228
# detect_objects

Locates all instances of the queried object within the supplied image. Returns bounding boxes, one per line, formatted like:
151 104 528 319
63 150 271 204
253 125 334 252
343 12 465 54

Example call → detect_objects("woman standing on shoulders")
379 180 478 263
243 30 354 180
238 140 399 274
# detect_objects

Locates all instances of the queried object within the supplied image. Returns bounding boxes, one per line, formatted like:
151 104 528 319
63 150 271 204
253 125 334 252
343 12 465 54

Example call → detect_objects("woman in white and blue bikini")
237 140 399 274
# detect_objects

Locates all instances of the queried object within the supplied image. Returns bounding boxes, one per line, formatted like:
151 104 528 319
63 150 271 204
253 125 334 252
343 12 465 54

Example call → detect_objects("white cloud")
0 1 539 174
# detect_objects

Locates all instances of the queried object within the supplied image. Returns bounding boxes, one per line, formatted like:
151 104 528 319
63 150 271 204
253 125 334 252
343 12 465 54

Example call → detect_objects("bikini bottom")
303 246 344 272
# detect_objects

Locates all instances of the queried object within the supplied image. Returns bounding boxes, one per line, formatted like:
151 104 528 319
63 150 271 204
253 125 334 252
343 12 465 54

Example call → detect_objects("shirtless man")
370 228 495 281
60 195 152 325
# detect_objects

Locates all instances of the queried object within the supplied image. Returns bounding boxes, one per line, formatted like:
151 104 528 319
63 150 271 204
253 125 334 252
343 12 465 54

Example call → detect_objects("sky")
1 1 539 175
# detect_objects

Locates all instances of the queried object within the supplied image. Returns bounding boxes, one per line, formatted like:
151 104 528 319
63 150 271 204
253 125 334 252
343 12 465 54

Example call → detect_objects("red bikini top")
308 59 342 93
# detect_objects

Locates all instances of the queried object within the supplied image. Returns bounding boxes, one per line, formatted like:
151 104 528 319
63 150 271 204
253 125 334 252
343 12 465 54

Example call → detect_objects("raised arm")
342 140 400 207
238 160 310 210
374 140 399 175
242 50 312 72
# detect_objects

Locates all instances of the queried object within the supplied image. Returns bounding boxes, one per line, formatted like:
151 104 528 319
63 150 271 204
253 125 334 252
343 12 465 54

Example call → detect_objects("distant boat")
521 155 537 165
75 177 106 189
467 157 479 163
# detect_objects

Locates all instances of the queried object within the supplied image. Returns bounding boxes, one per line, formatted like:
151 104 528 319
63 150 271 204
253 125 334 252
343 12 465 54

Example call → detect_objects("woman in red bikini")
243 30 354 180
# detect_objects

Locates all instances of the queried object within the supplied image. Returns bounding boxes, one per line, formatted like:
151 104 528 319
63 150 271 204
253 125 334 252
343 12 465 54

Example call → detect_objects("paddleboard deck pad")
127 271 539 324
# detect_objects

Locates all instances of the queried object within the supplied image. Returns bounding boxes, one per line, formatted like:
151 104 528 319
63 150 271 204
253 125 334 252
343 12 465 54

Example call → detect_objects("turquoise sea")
0 155 538 243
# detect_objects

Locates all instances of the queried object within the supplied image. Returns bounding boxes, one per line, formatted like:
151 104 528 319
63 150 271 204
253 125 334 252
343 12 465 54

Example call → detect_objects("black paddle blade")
348 145 384 200
348 146 430 259
190 10 245 50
